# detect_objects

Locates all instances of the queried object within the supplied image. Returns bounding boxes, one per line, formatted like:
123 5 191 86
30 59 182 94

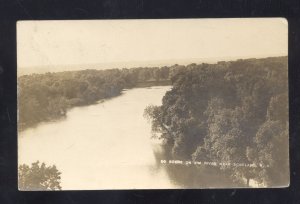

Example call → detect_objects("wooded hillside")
144 56 288 186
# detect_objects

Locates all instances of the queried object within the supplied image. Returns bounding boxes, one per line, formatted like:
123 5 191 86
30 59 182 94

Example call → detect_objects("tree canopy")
18 161 62 191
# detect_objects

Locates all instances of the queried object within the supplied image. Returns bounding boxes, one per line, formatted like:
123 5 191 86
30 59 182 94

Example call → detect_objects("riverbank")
18 79 172 132
135 80 171 87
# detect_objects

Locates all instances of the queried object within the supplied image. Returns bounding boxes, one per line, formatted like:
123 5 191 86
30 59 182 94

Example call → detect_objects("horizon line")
18 54 287 69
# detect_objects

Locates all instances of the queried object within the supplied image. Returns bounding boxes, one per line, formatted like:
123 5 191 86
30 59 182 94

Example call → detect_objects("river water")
18 86 181 190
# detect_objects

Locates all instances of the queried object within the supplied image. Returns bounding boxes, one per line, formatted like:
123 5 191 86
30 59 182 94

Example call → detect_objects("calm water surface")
18 86 180 190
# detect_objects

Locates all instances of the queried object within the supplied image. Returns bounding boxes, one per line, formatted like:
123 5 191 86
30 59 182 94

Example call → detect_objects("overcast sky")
17 18 288 69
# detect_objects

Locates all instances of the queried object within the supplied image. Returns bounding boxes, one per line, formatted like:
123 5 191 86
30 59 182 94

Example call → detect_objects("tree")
18 161 62 191
195 98 254 186
252 120 289 186
144 105 171 140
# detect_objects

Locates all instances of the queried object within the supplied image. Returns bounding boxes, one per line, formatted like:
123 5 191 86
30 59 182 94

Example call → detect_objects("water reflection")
151 142 243 188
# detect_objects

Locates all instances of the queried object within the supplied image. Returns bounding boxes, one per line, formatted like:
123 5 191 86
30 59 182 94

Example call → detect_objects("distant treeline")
144 56 288 186
18 66 173 130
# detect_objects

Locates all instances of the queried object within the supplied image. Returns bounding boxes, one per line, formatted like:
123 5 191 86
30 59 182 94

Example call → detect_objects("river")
18 86 181 190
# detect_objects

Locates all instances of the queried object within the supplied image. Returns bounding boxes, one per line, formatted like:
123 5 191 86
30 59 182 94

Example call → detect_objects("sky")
17 18 288 70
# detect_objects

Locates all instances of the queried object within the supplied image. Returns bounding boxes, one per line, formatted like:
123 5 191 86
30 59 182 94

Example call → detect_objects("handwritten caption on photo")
160 160 270 168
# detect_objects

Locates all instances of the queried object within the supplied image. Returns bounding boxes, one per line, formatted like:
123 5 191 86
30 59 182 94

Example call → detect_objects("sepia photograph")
17 18 288 190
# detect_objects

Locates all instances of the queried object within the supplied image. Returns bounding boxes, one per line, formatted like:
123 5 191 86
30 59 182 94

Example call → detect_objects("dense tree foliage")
144 56 288 186
18 67 174 130
18 161 62 190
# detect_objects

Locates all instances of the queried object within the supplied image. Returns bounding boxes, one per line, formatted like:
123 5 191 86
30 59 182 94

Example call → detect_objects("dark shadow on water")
151 143 245 188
